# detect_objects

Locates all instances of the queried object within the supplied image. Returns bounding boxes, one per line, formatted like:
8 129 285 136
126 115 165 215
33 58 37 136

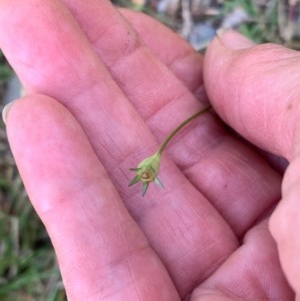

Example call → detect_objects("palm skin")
1 1 300 300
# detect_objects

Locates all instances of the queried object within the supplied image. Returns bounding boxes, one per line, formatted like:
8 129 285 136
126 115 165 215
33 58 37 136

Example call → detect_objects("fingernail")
216 28 255 50
2 99 18 125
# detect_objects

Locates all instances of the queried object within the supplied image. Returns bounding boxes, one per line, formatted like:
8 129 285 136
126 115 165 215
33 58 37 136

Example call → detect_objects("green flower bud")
129 152 163 196
129 105 211 196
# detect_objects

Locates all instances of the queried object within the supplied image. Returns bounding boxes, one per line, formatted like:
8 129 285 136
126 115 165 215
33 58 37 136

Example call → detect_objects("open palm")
1 1 296 300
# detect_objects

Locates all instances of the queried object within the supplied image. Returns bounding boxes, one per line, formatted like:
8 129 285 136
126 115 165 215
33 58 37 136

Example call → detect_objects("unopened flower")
129 151 163 196
129 105 211 196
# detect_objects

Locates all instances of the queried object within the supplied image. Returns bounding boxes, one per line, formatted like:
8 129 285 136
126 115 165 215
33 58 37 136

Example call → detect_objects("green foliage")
0 50 12 82
226 0 280 43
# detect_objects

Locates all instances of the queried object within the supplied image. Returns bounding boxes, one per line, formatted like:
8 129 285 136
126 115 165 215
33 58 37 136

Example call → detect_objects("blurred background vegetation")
0 0 300 300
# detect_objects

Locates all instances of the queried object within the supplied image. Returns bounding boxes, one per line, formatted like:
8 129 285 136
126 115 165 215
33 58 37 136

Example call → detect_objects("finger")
60 0 206 118
205 29 300 297
204 29 300 161
118 8 204 95
192 220 294 301
269 150 300 295
106 8 205 98
4 95 180 301
0 0 238 296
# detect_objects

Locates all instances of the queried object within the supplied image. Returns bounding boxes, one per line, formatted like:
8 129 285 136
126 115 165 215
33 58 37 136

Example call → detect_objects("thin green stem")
157 105 211 155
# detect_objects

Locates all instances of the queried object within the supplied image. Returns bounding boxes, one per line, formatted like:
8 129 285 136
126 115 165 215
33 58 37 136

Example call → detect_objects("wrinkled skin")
1 1 300 300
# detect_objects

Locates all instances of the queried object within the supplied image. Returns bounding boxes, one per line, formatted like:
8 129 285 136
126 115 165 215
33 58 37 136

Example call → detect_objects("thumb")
204 29 300 161
205 30 300 295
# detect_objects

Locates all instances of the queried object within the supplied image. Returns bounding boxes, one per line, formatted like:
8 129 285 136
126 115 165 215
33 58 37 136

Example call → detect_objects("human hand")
0 0 298 300
205 30 300 300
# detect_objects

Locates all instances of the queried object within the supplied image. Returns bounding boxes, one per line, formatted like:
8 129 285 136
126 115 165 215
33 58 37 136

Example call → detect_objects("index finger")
5 94 180 301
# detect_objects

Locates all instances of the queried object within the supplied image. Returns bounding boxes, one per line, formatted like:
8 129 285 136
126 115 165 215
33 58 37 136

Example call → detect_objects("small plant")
129 105 211 195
